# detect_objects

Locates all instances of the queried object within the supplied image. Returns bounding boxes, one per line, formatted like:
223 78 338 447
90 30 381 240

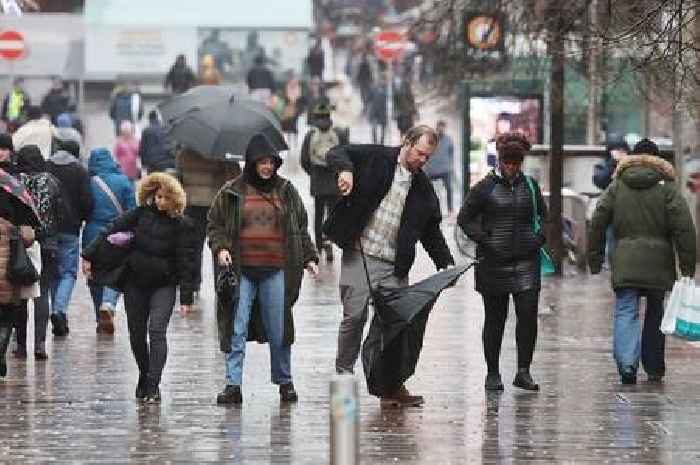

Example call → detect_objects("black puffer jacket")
101 205 197 304
457 171 547 294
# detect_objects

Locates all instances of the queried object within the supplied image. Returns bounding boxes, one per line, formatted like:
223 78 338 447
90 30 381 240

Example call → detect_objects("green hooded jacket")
207 175 318 352
588 154 696 290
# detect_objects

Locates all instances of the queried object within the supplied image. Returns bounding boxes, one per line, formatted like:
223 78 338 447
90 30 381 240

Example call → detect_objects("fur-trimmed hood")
136 172 186 217
614 154 675 180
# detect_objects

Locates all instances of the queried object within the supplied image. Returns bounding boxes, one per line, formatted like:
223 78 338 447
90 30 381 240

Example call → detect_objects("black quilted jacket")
457 171 547 294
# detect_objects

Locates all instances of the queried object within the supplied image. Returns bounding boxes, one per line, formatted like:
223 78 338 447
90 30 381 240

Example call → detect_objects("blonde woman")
83 172 196 402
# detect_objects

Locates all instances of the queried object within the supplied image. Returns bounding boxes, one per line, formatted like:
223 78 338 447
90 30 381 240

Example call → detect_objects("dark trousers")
430 173 453 213
314 195 339 250
124 284 176 388
640 290 666 376
12 300 28 349
1 304 18 369
372 124 386 144
185 205 209 292
481 289 540 373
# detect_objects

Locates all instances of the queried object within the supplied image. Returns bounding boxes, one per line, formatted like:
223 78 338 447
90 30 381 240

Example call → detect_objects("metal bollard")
330 374 359 465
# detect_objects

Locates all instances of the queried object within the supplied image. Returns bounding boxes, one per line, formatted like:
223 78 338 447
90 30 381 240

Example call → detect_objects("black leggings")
481 289 539 373
12 300 28 349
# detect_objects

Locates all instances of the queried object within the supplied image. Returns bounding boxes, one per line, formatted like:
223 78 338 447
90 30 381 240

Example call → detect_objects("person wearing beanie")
54 113 85 164
300 102 348 262
457 131 546 392
45 135 93 337
82 172 196 402
12 105 56 160
208 134 319 405
589 136 695 385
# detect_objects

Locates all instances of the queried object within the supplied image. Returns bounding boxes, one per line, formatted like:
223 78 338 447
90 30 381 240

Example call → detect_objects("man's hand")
305 261 319 276
179 304 192 316
218 249 232 267
337 171 354 196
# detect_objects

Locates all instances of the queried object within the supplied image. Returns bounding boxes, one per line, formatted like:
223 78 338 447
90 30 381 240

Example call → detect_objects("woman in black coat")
457 132 547 392
83 172 196 403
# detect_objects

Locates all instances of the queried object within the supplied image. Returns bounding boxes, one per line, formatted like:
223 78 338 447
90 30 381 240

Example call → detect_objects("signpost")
373 30 407 145
0 30 25 60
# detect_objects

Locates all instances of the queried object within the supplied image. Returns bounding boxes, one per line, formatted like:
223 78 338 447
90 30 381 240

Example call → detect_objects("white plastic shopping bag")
676 278 700 341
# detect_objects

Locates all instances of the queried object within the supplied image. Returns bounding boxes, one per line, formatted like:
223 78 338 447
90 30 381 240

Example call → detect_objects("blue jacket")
82 148 136 248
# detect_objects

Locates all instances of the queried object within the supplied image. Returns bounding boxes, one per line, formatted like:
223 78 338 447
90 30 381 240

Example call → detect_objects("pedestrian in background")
12 105 55 160
208 135 318 405
13 145 64 360
83 172 195 402
368 79 388 145
324 125 454 406
300 102 347 262
588 138 696 385
393 78 418 138
54 113 85 165
1 78 30 130
46 138 93 337
114 120 141 182
109 84 143 137
423 120 455 218
82 148 136 334
306 40 325 81
164 54 197 95
40 77 70 125
457 132 546 392
356 52 373 114
139 111 175 175
199 54 223 86
247 54 276 104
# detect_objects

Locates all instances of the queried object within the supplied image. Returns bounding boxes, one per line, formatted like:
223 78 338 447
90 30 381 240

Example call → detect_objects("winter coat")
165 63 197 94
424 134 454 177
114 136 141 180
82 148 137 249
457 171 547 295
139 122 174 172
300 127 346 197
207 175 318 352
46 151 93 235
323 144 454 278
176 148 241 207
246 65 275 92
87 194 197 303
40 90 69 125
588 154 696 290
12 119 56 159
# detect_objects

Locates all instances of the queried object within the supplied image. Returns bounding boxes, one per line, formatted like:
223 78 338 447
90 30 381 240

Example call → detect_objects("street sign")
374 30 406 63
0 30 25 60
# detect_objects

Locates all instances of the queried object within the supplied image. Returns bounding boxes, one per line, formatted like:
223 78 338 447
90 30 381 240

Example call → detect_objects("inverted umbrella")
166 98 288 161
0 168 40 227
361 263 474 397
158 85 239 124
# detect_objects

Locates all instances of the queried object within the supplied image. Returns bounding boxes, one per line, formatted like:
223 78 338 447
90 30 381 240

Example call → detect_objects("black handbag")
7 228 39 286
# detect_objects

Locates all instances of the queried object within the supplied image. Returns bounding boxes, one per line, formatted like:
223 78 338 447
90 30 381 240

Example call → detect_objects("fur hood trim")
136 172 187 217
614 154 675 180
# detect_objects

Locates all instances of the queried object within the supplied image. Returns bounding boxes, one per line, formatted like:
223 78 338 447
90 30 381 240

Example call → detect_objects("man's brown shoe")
97 306 115 334
380 385 424 407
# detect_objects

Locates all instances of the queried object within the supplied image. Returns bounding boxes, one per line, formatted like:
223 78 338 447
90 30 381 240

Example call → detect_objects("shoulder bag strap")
523 175 542 234
357 240 374 295
92 176 124 215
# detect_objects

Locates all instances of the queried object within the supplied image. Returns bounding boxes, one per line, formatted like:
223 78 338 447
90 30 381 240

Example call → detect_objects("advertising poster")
469 95 542 182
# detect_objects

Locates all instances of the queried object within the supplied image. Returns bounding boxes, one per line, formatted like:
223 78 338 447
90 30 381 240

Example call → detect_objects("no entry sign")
0 30 25 60
374 30 407 63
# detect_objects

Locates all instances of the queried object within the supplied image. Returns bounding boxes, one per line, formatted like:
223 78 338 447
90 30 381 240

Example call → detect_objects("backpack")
20 172 63 240
309 128 339 167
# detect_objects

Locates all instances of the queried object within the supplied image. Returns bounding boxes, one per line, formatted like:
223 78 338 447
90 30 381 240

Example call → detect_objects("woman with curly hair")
457 132 547 392
83 172 196 402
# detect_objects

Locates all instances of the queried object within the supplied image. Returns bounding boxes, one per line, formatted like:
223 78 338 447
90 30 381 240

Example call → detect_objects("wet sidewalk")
1 226 699 464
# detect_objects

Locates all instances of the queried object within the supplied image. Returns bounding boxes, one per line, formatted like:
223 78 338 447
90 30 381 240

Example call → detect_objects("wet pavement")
1 91 699 464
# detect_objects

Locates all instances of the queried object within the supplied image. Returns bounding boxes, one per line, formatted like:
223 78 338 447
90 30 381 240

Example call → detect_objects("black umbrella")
361 263 474 397
166 98 288 161
158 85 238 124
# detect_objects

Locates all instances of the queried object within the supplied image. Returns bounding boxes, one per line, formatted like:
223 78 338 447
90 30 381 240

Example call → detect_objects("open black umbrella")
166 98 288 161
158 85 239 125
361 263 474 397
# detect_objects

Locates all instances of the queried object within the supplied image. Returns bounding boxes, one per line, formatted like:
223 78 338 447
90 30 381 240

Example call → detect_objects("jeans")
49 233 80 316
430 173 453 213
225 269 290 386
613 288 666 376
88 284 120 321
124 284 176 388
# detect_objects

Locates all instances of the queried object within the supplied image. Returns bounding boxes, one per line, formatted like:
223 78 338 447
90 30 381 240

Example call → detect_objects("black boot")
135 374 148 400
485 372 504 391
513 369 540 391
279 382 298 402
217 385 242 404
0 323 10 377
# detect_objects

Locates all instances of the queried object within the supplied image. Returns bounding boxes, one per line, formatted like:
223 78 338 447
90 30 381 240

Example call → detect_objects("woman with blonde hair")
82 172 196 402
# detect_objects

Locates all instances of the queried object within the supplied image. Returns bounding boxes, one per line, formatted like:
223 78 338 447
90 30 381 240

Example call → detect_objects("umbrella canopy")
0 168 40 227
158 85 239 125
361 264 473 397
166 98 288 161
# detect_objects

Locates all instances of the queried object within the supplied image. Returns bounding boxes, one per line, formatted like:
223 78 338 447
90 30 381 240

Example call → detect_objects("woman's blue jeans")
225 270 291 386
613 288 666 377
88 284 120 321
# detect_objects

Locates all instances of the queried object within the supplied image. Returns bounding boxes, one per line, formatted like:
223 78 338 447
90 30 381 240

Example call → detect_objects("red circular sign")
374 30 406 63
0 30 25 60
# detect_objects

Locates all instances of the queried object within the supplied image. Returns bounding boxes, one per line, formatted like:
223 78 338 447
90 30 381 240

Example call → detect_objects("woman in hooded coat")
82 148 136 333
82 172 196 402
13 145 64 360
207 135 319 405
